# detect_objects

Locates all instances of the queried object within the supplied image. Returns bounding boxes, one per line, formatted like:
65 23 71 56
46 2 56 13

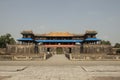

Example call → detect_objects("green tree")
0 33 16 48
101 40 111 45
114 43 120 54
114 43 120 48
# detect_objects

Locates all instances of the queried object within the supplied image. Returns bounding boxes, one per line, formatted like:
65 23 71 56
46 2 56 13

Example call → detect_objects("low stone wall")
45 53 52 60
65 53 70 59
112 48 120 55
0 55 13 61
6 44 35 54
67 53 120 61
0 44 52 61
6 44 48 54
6 44 113 55
0 48 6 55
0 53 52 61
82 44 112 54
13 54 45 61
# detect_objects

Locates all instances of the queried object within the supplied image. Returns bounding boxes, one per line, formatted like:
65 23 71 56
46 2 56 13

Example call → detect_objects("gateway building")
15 30 108 54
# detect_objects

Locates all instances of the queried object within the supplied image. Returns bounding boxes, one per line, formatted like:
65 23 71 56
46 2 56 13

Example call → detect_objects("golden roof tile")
45 32 74 36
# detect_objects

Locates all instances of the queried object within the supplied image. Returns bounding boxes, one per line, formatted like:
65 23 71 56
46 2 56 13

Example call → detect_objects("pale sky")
0 0 120 45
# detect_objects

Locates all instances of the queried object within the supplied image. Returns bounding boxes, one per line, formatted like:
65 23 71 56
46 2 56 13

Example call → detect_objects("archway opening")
56 47 63 54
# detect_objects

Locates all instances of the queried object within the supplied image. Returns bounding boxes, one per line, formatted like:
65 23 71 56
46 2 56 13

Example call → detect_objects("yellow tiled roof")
45 32 74 36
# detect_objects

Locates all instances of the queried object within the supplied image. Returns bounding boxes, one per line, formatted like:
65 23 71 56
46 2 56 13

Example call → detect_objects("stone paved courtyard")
0 54 120 80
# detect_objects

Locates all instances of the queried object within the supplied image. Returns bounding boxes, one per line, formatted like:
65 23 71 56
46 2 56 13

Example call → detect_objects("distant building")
5 30 119 61
16 30 103 54
18 30 100 45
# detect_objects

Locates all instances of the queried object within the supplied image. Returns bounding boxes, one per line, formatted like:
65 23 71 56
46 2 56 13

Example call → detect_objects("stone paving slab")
0 66 27 72
0 66 119 80
0 55 120 80
83 66 120 72
90 76 120 80
5 66 88 80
